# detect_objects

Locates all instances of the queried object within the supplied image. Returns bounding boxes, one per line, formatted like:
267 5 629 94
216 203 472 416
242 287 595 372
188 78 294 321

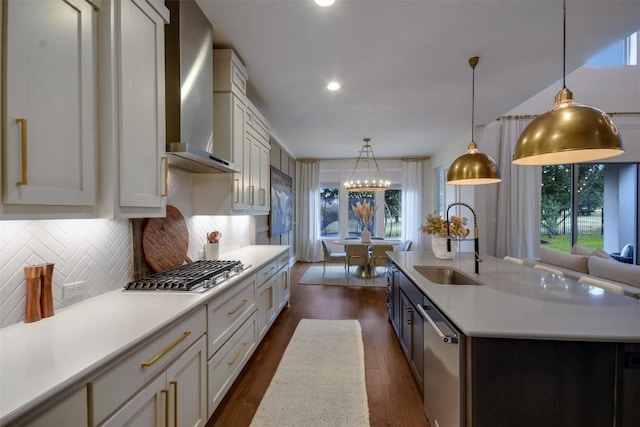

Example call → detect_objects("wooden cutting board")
142 205 192 273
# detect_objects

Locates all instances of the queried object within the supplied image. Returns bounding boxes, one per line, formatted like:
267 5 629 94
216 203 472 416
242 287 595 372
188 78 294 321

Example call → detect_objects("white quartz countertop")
0 245 289 425
388 251 640 342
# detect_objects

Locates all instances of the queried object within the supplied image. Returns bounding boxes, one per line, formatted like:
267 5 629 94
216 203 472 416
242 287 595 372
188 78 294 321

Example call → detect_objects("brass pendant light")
512 0 624 165
447 56 501 185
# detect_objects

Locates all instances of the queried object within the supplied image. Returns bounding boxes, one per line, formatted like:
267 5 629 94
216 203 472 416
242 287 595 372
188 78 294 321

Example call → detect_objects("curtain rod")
297 156 430 162
497 111 640 121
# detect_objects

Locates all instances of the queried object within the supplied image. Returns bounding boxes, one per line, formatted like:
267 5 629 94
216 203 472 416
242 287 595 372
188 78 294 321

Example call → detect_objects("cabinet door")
166 336 207 427
117 0 168 210
3 0 97 208
257 276 277 341
276 266 290 312
101 373 166 427
257 143 271 212
399 291 413 360
231 96 248 210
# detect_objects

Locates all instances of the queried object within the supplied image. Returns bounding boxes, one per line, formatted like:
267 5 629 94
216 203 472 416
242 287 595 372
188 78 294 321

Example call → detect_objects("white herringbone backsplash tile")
0 218 132 327
0 168 252 328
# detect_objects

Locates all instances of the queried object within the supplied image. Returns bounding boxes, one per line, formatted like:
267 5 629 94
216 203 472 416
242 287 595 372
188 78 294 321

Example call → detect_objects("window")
540 163 638 264
384 189 402 238
587 31 638 66
348 191 375 238
433 166 445 217
320 186 339 238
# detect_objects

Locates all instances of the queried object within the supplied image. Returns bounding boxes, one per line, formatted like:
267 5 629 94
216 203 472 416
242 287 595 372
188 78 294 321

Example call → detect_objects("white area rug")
298 265 387 287
250 319 370 427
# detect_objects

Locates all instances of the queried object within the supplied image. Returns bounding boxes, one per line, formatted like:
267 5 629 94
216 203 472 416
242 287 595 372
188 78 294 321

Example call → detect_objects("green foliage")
543 235 604 253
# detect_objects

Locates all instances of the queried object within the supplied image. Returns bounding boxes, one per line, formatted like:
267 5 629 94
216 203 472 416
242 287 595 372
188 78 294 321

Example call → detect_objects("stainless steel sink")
414 266 482 285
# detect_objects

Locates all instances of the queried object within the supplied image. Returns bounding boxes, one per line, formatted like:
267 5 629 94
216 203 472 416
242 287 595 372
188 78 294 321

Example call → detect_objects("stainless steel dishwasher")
416 297 466 427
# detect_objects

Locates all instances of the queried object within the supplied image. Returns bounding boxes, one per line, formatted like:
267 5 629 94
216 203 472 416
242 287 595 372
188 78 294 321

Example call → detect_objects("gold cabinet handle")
234 178 240 203
141 331 191 367
161 156 169 196
170 380 178 427
263 266 275 276
268 286 273 310
161 389 170 427
228 342 248 366
227 299 247 316
260 188 266 206
15 118 28 186
249 185 255 205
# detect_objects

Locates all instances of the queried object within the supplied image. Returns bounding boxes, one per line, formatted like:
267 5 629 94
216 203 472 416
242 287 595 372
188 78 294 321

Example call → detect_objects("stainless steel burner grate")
125 260 244 291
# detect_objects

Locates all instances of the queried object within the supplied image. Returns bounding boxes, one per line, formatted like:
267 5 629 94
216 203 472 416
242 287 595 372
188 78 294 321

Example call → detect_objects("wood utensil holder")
40 263 55 318
24 265 42 323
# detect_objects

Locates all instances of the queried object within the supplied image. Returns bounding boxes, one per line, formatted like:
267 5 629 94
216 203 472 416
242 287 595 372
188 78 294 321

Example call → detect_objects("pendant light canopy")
512 0 624 166
446 56 501 185
344 138 390 191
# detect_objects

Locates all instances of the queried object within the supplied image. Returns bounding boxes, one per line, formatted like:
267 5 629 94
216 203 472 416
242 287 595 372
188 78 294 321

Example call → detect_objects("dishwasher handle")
417 304 458 344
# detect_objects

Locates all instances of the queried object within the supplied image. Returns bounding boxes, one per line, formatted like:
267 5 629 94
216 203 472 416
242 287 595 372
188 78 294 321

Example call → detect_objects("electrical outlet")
63 281 87 299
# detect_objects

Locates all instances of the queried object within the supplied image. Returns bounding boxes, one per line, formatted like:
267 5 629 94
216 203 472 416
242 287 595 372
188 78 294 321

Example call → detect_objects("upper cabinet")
193 49 271 216
97 0 169 218
1 0 99 219
1 0 169 220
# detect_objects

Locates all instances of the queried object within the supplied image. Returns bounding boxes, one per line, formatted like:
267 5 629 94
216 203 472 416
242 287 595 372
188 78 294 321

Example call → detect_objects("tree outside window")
320 187 339 238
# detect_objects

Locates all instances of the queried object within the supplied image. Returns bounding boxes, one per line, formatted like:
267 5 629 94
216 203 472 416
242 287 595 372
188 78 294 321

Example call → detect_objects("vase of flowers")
351 200 378 243
421 212 470 259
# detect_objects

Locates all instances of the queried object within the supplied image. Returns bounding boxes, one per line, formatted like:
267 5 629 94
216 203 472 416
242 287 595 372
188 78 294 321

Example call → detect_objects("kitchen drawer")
207 275 257 358
256 260 278 286
276 252 290 271
207 312 257 416
90 308 206 425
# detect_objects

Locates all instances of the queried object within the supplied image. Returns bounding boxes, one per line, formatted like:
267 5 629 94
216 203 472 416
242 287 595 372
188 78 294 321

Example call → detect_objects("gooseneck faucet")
446 202 481 274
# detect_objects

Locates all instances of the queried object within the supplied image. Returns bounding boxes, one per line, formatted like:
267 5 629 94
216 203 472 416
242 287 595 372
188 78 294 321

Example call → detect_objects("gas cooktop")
124 260 249 292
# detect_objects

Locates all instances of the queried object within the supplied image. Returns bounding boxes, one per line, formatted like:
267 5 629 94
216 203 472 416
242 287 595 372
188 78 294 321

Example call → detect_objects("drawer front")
277 252 289 271
90 308 206 425
207 275 256 358
207 312 257 416
256 260 278 287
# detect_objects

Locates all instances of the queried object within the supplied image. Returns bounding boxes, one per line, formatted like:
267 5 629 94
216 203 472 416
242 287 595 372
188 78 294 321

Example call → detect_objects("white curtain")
493 118 541 259
295 161 322 261
401 160 425 251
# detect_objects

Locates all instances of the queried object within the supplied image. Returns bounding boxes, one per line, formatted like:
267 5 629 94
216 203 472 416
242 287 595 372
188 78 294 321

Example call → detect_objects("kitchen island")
387 251 640 427
0 245 290 426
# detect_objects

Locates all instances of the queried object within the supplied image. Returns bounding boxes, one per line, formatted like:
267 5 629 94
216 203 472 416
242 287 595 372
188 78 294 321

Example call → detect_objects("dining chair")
578 276 625 295
345 244 370 283
401 240 412 251
370 244 394 281
321 240 346 277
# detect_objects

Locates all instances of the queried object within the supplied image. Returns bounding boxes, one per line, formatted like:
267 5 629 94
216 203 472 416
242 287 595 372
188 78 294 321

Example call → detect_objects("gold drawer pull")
268 286 273 310
161 156 169 196
227 299 248 315
161 389 170 427
228 342 248 366
234 178 240 203
15 118 28 186
170 380 178 427
141 331 191 367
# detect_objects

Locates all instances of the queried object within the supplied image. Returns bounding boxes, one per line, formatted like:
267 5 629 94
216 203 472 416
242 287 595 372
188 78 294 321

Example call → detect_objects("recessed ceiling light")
327 81 340 91
315 0 335 7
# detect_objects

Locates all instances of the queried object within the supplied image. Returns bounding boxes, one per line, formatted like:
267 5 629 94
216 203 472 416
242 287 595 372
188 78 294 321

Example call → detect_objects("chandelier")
344 138 390 191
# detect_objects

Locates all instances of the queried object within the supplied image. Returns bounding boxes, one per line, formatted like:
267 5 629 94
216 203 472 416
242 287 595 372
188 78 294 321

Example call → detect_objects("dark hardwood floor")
207 262 430 427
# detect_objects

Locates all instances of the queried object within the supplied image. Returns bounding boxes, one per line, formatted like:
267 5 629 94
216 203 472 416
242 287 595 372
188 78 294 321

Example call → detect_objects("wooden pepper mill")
24 265 42 323
40 263 55 318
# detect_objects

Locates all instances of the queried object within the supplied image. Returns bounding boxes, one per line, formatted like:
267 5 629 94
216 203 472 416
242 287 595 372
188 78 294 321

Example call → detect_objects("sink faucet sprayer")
446 202 481 274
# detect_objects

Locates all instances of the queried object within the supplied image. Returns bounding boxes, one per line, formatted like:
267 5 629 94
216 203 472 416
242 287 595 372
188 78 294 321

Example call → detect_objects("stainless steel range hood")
165 0 239 174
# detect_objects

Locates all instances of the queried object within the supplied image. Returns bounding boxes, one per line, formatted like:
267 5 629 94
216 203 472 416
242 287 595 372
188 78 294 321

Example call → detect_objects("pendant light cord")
469 56 478 143
562 0 566 89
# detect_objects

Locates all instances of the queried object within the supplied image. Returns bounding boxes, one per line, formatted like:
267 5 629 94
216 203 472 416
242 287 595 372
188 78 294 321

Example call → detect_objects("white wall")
0 168 252 328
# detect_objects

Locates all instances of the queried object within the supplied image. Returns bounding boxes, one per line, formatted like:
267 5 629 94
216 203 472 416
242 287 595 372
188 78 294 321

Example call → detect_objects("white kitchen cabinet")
257 275 277 341
101 335 206 427
276 255 290 312
97 0 169 218
18 386 87 427
1 0 98 219
90 309 206 425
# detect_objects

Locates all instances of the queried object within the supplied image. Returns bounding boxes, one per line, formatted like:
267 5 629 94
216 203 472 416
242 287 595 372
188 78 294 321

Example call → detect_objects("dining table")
332 239 402 279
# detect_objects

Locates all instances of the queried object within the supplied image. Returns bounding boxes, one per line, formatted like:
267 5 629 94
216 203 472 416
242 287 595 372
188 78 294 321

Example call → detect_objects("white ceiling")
196 0 640 159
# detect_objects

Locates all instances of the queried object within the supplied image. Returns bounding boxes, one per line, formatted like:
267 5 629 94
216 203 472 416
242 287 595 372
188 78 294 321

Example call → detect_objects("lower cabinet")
257 275 277 341
276 262 290 312
18 387 87 427
89 309 206 426
101 335 207 427
207 312 257 416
